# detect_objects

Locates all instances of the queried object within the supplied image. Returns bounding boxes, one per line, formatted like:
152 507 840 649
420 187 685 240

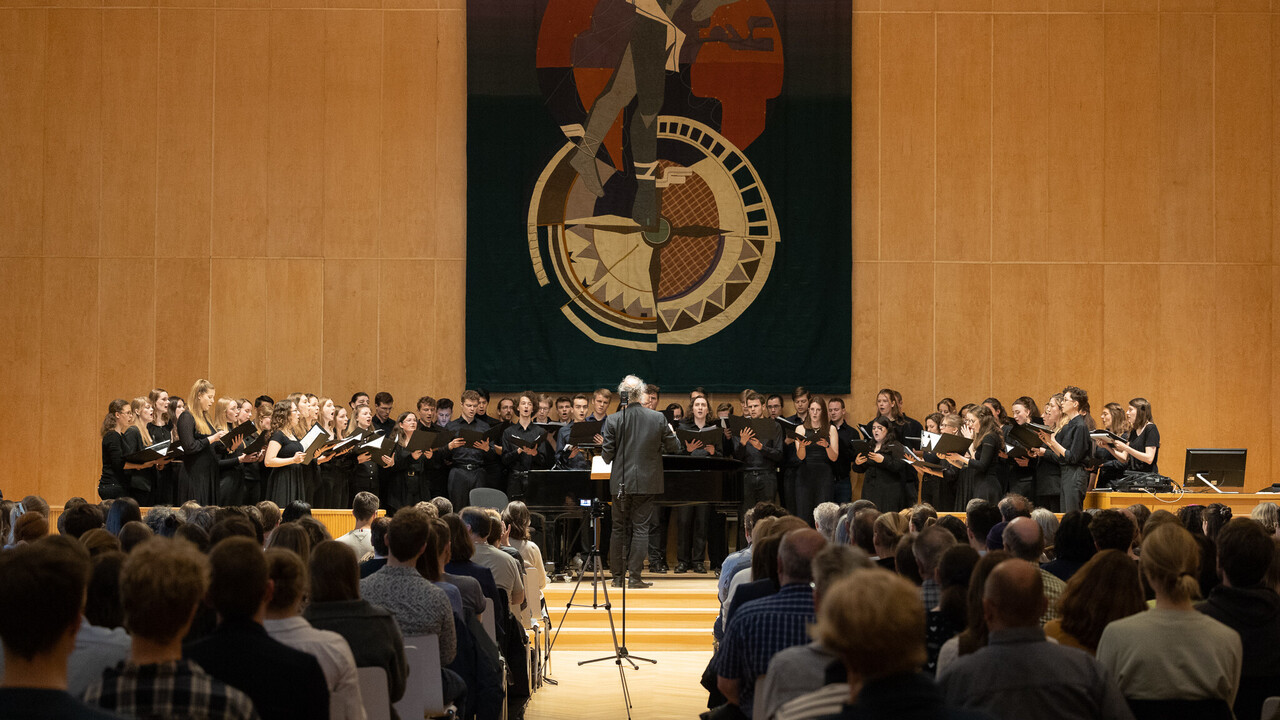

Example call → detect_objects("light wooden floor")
527 650 714 720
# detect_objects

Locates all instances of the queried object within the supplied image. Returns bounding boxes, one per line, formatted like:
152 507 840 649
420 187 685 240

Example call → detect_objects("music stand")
1183 448 1247 493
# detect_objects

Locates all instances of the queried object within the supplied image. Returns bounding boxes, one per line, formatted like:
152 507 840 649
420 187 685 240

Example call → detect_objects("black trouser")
740 469 778 551
648 506 670 567
781 465 801 515
675 503 711 566
1060 466 1088 513
610 493 655 579
449 466 486 511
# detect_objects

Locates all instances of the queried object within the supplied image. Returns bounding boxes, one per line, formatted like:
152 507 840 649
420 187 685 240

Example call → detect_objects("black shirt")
501 421 554 472
0 688 120 720
185 618 329 720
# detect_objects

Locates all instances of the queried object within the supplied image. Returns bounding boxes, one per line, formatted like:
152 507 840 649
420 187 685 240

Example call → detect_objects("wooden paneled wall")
850 0 1279 491
3 0 1279 502
0 0 466 502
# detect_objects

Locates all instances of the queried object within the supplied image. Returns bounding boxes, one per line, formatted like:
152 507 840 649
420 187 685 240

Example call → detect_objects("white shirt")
509 538 547 627
264 616 367 720
336 527 374 562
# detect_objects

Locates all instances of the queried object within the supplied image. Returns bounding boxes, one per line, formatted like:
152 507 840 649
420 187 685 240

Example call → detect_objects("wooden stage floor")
528 650 714 720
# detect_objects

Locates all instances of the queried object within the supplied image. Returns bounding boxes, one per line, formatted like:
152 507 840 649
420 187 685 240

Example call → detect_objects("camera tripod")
545 498 655 719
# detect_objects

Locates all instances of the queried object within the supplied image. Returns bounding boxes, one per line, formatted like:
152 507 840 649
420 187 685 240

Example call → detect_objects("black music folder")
567 419 604 446
676 427 723 447
219 420 256 448
123 439 172 464
1007 424 1045 450
1027 421 1056 435
928 433 971 456
485 422 511 444
320 434 363 459
507 431 549 449
903 446 945 471
1004 443 1031 460
299 424 331 465
403 429 437 454
1090 430 1125 444
726 416 781 443
790 425 829 443
360 433 394 463
240 431 270 457
536 422 566 435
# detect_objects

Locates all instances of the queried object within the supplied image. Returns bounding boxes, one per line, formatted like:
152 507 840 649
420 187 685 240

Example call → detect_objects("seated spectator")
914 526 957 612
1030 508 1059 559
105 498 142 536
442 514 500 604
935 551 1010 677
265 522 311 565
1249 502 1278 537
808 569 989 720
305 540 407 709
909 503 938 533
80 529 121 558
1096 524 1241 709
724 516 810 625
0 537 117 719
936 515 969 546
869 511 900 570
209 516 257 548
964 502 1002 553
1202 503 1232 541
297 516 332 550
1196 518 1280 720
360 507 459 699
503 501 547 628
116 521 153 553
430 497 453 517
1042 511 1094 582
716 528 827 719
894 533 922 585
175 523 210 553
814 502 841 541
263 549 365 720
11 511 49 547
850 508 879 561
61 503 105 540
1002 517 1065 623
281 500 311 524
926 546 980 676
359 517 391 578
997 494 1032 522
717 505 760 604
461 507 525 610
755 545 872 720
337 492 380 562
1043 550 1144 655
185 536 330 719
256 501 281 541
1090 510 1136 554
82 538 256 719
940 559 1132 720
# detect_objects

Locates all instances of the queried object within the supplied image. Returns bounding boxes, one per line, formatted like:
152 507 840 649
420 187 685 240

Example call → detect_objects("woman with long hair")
1097 524 1242 709
99 399 133 501
935 550 1011 676
264 400 307 506
384 412 425 513
1038 386 1093 513
145 389 177 505
313 396 349 509
945 405 1003 505
794 396 840 524
855 416 911 513
213 397 256 506
925 545 980 676
1044 549 1145 654
503 501 547 628
347 405 389 500
120 397 167 506
674 395 721 572
1100 397 1161 476
176 379 230 504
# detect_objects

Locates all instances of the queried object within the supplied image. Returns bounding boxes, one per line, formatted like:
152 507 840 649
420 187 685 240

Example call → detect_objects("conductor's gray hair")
617 375 645 404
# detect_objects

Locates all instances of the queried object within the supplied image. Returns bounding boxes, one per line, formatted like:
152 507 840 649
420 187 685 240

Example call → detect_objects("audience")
503 501 547 628
1041 511 1094 582
914 526 957 612
1029 508 1059 558
461 507 525 609
813 502 841 541
1090 509 1136 554
186 536 330 719
935 550 1010 676
964 502 1001 553
336 492 380 562
1001 517 1064 623
360 516 392 578
925 545 979 676
940 559 1132 720
104 498 142 536
83 538 256 719
1043 550 1145 654
116 521 153 553
1195 517 1280 720
1096 524 1242 715
0 537 118 719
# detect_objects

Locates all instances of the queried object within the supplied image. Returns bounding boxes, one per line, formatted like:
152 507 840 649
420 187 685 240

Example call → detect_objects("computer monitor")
1183 448 1247 493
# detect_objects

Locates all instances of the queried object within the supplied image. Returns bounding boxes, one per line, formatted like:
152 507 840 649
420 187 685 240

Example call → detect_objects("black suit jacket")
601 404 680 496
185 619 329 720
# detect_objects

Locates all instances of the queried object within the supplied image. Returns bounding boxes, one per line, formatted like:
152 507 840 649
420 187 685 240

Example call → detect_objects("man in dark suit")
602 374 680 589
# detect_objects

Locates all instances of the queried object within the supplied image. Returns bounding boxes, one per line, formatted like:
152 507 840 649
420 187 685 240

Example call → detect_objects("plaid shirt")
716 583 816 718
83 658 259 720
1041 568 1065 623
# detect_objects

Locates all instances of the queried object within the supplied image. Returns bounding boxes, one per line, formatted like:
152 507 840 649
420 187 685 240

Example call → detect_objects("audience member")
909 504 938 533
62 503 105 540
1001 517 1064 623
870 511 902 570
940 559 1132 720
337 492 380 562
430 496 453 517
82 538 256 720
996 494 1032 522
116 521 153 553
257 501 281 540
80 528 122 558
723 516 810 625
1041 511 1094 582
175 523 210 552
851 508 879 560
0 537 118 719
814 502 841 541
716 528 827 719
1043 550 1144 654
1030 509 1059 559
360 517 391 578
964 502 1001 553
925 546 979 676
305 540 407 709
1090 510 1136 554
442 514 500 604
1249 502 1278 537
265 522 311 565
185 536 330 719
461 507 525 608
914 526 957 612
894 534 923 585
12 512 49 546
1096 524 1241 712
281 501 312 524
503 501 547 627
105 498 142 536
935 516 969 546
935 551 1010 676
263 548 365 720
1202 503 1232 541
1196 518 1280 720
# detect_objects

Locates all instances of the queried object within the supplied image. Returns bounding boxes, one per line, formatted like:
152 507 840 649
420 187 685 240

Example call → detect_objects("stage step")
537 578 719 651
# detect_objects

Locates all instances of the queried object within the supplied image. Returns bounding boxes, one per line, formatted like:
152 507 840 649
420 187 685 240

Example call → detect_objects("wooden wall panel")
0 259 43 500
322 259 380 398
378 260 436 404
1045 264 1104 400
851 13 879 262
850 261 880 404
42 259 99 503
157 9 213 257
989 264 1047 404
1215 14 1272 264
0 10 48 258
934 263 991 404
212 10 269 258
1154 264 1215 485
98 258 156 407
1159 13 1214 263
935 14 991 263
877 262 933 413
382 12 439 259
434 258 466 394
1214 266 1272 483
435 9 467 259
154 258 210 392
100 10 157 258
991 14 1048 262
323 10 382 258
1103 13 1158 262
1100 264 1158 402
1047 14 1104 263
42 10 101 258
263 259 324 395
268 11 325 258
209 258 268 397
878 14 934 262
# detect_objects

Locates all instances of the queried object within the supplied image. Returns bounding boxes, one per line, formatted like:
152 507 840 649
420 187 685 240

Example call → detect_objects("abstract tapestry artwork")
467 0 850 392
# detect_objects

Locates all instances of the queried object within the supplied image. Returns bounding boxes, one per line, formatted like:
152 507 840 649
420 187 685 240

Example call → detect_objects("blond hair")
1140 523 1201 603
213 397 237 432
129 397 154 446
187 379 216 434
120 538 209 642
814 570 926 678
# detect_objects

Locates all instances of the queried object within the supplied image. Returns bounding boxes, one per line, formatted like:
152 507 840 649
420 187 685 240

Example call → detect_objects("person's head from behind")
207 536 271 623
265 549 308 615
352 492 380 524
310 540 361 603
813 502 840 541
281 500 311 524
965 502 1002 550
62 502 105 539
121 538 209 645
430 497 453 517
913 525 957 580
387 507 433 563
1056 549 1145 652
370 516 392 558
750 516 807 584
1140 523 1201 603
983 559 1046 631
778 528 828 585
1001 516 1045 562
0 536 91 670
209 516 257 548
815 570 927 683
811 544 873 612
106 497 142 536
1090 509 1136 553
460 507 491 542
1052 511 1096 563
1217 518 1275 588
997 494 1033 522
85 551 126 628
81 528 122 558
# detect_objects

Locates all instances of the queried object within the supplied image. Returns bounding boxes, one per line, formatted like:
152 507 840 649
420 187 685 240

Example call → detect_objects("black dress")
1126 424 1161 474
215 437 246 506
1004 423 1038 499
796 427 837 524
956 433 1002 505
856 442 911 513
120 426 156 506
99 431 126 500
147 421 176 504
177 413 219 505
267 431 307 506
384 443 424 513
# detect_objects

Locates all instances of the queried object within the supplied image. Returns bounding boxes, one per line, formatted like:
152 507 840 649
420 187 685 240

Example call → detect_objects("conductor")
602 374 680 589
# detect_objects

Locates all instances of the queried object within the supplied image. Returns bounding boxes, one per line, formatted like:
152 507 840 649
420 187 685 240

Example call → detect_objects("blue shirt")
717 582 816 717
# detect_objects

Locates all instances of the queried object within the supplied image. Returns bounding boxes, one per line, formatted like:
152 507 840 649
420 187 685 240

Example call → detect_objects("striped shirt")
83 658 258 720
716 583 816 718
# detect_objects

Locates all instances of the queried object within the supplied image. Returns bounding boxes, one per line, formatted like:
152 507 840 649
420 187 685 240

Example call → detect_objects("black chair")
1126 697 1233 720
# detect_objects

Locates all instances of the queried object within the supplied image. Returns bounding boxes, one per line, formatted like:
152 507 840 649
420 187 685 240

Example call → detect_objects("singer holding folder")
176 379 230 506
264 400 307 506
1037 386 1092 513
